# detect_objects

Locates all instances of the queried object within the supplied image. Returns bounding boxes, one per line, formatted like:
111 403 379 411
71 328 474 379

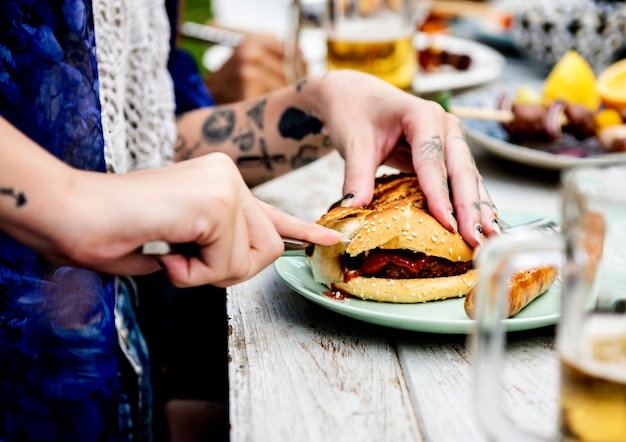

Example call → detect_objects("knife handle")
141 241 200 258
142 238 311 258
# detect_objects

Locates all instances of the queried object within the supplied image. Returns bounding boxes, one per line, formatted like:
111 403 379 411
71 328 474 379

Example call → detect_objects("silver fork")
499 217 561 236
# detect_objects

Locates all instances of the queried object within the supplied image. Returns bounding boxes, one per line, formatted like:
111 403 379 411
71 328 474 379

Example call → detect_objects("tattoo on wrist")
247 99 266 130
1 187 27 207
202 109 235 143
237 138 286 171
278 107 323 140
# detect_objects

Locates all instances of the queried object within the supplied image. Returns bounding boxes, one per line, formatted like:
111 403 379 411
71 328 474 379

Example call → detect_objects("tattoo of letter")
237 138 286 170
1 187 27 207
246 99 266 130
233 131 255 152
175 135 202 161
278 107 323 141
202 109 236 143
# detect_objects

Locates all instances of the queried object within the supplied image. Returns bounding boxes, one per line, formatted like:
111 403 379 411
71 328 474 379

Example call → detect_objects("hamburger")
308 173 478 303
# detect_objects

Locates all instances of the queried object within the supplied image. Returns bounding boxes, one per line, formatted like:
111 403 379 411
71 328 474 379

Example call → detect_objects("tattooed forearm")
202 109 236 144
278 107 323 141
1 187 27 207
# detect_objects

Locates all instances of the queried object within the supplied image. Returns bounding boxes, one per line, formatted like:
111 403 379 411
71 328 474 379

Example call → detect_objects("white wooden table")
227 61 564 441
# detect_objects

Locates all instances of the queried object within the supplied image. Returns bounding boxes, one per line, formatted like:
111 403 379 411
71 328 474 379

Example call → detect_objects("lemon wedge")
543 50 601 111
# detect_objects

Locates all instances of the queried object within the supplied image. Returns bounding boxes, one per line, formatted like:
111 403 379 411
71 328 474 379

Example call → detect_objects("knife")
141 218 560 258
141 237 315 258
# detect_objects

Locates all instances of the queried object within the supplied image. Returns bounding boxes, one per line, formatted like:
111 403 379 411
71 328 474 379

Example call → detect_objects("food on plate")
542 50 601 112
418 45 472 73
596 58 626 110
464 265 559 319
500 53 626 151
308 173 478 303
500 100 597 143
452 52 626 154
597 125 626 152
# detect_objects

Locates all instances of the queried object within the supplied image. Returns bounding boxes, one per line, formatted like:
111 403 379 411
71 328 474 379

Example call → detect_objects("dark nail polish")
492 218 502 233
448 211 458 232
340 193 355 208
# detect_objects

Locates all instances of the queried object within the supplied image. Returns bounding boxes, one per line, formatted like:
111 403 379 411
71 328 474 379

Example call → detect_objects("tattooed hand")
304 70 499 247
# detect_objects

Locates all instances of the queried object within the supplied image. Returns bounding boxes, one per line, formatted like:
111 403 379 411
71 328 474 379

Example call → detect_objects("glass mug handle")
471 233 564 442
285 0 306 84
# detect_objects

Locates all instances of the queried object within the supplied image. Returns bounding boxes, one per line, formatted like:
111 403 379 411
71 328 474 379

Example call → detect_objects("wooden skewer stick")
450 105 569 126
449 105 514 123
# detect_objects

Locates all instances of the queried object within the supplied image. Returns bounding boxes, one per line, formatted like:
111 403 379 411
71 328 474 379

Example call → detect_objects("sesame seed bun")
309 173 477 303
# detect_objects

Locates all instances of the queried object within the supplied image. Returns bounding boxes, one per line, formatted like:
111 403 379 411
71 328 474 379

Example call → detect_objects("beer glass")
472 161 626 442
286 0 431 89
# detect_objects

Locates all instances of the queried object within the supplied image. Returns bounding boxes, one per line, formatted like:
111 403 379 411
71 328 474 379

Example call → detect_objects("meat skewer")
450 100 626 152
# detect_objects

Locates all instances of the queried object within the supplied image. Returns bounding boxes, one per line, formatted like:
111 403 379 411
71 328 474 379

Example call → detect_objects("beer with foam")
326 22 415 89
559 316 626 442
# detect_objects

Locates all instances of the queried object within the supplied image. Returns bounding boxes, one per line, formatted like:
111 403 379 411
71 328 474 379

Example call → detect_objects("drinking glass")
472 161 626 442
286 0 431 89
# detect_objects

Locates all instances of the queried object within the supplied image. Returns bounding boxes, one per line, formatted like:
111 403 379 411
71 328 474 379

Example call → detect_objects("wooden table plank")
228 265 424 442
396 328 559 442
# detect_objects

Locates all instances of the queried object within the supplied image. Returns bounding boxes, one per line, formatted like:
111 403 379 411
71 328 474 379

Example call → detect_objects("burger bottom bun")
330 269 479 303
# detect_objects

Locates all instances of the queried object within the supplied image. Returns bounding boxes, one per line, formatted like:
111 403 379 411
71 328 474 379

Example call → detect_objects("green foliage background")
179 0 215 75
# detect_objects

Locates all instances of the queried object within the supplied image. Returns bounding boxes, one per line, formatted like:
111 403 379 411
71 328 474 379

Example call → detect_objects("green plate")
274 211 561 334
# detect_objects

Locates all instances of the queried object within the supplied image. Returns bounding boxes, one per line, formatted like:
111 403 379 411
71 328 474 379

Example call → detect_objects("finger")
340 129 384 208
259 201 342 245
405 105 455 230
165 196 252 287
443 118 490 247
163 212 249 288
478 178 500 237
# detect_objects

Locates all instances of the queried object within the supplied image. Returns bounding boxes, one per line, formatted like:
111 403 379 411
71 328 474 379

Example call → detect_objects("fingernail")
474 224 484 245
492 218 502 234
448 211 458 233
340 193 355 208
328 193 354 210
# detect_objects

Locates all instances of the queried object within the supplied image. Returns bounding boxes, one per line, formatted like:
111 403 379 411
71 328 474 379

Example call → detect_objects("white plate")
274 210 561 334
412 32 506 94
451 87 626 170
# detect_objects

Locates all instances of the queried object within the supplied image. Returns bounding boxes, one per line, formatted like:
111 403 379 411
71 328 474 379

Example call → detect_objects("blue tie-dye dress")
0 0 213 440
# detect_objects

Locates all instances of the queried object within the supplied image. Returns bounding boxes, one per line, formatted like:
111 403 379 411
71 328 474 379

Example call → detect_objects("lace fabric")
93 0 177 173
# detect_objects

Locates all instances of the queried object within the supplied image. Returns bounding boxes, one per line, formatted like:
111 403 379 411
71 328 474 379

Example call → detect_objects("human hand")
24 153 338 288
205 34 303 104
308 70 498 247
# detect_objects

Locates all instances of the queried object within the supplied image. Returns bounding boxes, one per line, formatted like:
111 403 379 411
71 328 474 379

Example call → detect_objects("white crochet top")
92 0 177 173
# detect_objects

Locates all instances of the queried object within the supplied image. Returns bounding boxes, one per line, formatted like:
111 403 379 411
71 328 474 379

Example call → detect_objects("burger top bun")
308 173 477 303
